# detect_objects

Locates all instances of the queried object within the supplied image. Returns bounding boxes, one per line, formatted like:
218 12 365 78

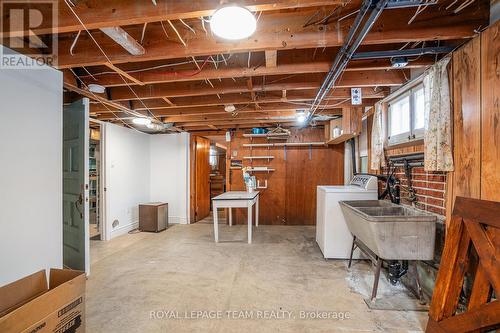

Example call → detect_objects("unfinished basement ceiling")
43 0 490 132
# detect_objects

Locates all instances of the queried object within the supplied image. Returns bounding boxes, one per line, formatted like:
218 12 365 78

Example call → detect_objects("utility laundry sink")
339 200 437 261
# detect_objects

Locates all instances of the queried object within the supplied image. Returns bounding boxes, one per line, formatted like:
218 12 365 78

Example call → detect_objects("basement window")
387 84 425 146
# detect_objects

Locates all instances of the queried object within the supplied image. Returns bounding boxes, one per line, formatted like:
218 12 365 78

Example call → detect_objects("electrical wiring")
69 69 143 133
78 54 233 78
69 30 81 55
408 0 434 25
200 17 208 34
140 23 148 44
63 0 160 122
159 21 169 38
81 66 97 81
179 19 196 34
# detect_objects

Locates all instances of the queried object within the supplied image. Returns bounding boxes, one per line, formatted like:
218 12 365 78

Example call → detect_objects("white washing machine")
316 175 378 259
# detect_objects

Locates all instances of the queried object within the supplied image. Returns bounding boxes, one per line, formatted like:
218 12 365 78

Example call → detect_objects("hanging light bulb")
210 5 257 40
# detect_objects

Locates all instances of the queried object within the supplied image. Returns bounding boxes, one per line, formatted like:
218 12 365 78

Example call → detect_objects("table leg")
255 197 259 227
213 206 219 243
247 203 253 244
228 208 232 226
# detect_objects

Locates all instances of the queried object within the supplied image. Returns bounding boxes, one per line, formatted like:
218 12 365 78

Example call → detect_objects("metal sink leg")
371 257 383 301
348 236 357 268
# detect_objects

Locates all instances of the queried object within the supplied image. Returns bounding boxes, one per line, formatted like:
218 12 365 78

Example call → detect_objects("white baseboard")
169 216 187 224
109 217 186 240
110 221 139 239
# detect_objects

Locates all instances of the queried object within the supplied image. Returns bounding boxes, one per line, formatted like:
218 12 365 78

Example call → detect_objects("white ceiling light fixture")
296 110 307 123
88 83 106 94
210 5 257 40
224 104 236 112
132 117 152 126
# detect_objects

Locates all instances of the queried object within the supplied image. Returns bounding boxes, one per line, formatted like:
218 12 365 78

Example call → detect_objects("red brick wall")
381 166 447 216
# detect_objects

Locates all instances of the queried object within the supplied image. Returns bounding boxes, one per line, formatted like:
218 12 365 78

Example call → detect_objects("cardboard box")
0 269 85 333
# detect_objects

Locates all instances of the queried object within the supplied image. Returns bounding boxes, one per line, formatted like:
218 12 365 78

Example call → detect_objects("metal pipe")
385 0 438 8
389 153 424 162
306 0 389 124
352 46 454 60
305 0 435 125
307 0 373 117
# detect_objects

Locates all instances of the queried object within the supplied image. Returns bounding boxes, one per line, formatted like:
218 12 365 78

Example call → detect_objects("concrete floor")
87 223 428 332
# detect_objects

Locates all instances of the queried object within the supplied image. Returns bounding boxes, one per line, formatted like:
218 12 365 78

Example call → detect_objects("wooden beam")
107 71 405 101
104 62 145 86
89 88 388 113
99 27 145 55
162 97 176 106
265 50 277 68
82 58 432 88
95 102 345 118
174 118 300 127
63 71 142 117
1 0 349 37
54 5 488 69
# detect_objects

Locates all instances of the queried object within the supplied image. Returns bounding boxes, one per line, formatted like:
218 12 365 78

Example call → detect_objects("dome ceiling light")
132 117 152 126
210 5 257 40
88 84 106 94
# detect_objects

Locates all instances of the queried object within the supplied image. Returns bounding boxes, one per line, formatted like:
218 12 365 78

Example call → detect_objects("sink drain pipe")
388 260 409 285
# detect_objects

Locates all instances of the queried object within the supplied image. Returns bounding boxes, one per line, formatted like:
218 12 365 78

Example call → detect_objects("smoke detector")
224 104 236 112
391 57 409 68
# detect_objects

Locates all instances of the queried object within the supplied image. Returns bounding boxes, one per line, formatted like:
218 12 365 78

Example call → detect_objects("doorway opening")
190 134 229 224
209 142 227 207
89 121 103 241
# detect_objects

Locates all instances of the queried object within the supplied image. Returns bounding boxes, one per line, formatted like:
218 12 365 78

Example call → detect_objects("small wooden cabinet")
325 107 362 144
139 202 168 232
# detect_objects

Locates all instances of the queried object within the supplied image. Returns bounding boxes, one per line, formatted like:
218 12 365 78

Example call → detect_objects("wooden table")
212 191 259 244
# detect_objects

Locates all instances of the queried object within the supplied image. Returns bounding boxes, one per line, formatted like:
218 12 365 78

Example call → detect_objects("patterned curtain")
423 57 454 172
370 102 385 170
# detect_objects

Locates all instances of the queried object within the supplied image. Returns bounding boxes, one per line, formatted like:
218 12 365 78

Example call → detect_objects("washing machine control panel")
350 175 378 190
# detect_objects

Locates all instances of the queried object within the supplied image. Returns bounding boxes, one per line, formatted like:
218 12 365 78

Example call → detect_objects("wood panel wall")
227 128 344 225
480 22 500 202
447 19 500 221
450 36 482 202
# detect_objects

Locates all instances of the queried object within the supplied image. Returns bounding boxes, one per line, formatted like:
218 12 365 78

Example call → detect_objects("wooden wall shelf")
243 133 290 138
243 156 274 160
243 142 325 148
246 168 275 172
326 133 356 145
325 107 362 145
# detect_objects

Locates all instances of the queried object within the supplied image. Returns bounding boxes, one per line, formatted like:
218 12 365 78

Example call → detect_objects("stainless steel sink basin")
339 200 437 260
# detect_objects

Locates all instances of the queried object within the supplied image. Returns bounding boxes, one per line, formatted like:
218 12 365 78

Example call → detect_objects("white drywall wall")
150 133 190 225
104 124 151 239
0 48 63 286
104 125 190 239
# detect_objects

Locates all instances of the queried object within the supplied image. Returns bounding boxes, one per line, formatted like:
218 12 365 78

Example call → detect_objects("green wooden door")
63 99 89 273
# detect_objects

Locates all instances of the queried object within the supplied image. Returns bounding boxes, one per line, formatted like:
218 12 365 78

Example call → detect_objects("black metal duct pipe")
305 0 389 125
308 0 373 113
305 0 438 126
352 46 455 60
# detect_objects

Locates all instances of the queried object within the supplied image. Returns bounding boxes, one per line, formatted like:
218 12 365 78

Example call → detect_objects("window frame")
387 83 425 146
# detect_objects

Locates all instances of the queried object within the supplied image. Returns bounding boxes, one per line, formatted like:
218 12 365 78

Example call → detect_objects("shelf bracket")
284 145 287 161
309 144 312 160
257 179 268 189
